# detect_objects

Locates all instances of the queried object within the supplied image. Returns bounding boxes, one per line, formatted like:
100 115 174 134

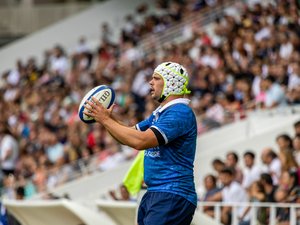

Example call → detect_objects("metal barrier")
197 201 300 225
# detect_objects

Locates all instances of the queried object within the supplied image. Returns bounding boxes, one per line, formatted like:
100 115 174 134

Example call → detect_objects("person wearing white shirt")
0 125 19 176
208 168 250 225
242 151 262 190
50 45 69 76
279 34 293 59
261 76 286 108
288 63 300 91
261 148 282 185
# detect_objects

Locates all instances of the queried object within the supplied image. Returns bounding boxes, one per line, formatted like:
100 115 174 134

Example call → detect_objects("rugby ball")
78 85 115 123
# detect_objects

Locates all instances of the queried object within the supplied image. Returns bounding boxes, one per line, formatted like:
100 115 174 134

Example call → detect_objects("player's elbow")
132 140 146 150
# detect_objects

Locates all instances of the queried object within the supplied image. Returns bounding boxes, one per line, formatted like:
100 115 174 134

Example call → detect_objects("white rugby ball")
78 85 115 123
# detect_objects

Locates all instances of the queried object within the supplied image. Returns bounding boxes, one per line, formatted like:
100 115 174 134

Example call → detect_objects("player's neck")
160 95 184 107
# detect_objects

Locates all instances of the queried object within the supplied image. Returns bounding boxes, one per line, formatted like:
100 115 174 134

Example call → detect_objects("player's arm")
108 112 136 145
84 97 159 150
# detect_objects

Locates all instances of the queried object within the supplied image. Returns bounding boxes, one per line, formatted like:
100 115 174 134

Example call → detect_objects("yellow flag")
123 151 144 196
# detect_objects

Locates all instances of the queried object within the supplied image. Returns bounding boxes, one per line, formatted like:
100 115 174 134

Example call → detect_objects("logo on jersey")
145 149 160 158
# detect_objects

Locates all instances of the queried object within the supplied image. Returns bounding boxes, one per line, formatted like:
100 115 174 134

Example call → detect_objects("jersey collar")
154 98 190 114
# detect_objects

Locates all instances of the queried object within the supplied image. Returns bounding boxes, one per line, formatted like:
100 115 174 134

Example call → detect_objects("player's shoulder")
167 102 193 113
163 103 195 121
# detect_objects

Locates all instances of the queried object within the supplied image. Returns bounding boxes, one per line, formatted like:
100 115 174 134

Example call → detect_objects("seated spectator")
278 170 298 196
239 181 267 225
279 149 298 172
276 134 293 152
260 173 278 203
294 121 300 136
225 151 243 184
261 148 282 185
201 174 221 218
274 188 290 225
287 62 300 93
207 167 249 225
0 123 19 176
242 151 262 190
293 135 300 166
1 175 16 200
49 45 69 76
260 76 287 109
212 158 225 177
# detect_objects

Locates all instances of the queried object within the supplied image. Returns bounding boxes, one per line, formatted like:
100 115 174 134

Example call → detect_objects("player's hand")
84 97 115 123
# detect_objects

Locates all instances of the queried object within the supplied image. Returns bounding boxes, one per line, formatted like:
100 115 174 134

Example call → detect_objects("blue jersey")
136 98 197 206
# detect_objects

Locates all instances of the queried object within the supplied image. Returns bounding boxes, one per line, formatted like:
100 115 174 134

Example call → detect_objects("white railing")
246 105 300 118
197 201 300 225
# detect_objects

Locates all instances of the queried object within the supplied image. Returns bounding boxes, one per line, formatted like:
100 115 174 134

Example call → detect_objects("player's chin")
152 95 160 101
150 92 157 99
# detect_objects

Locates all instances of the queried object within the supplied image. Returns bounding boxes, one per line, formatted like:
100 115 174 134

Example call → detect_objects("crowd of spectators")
200 121 300 225
0 0 299 220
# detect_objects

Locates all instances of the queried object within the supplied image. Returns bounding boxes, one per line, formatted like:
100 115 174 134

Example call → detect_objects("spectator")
208 167 249 225
201 174 221 218
225 151 243 184
0 124 19 176
274 188 290 225
260 76 287 109
261 148 282 185
287 62 300 92
1 175 16 200
239 181 267 225
45 131 64 164
212 158 225 176
293 135 300 166
278 170 298 195
242 151 262 190
278 149 298 172
49 45 69 76
276 134 293 152
279 33 293 60
294 121 300 136
260 173 277 203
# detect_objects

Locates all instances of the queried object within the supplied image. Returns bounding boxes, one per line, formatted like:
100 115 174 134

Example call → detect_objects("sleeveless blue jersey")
136 98 197 206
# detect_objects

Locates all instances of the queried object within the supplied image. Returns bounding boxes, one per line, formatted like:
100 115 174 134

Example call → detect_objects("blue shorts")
137 191 196 225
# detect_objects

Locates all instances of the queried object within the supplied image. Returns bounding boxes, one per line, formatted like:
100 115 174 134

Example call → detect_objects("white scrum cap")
154 62 191 102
